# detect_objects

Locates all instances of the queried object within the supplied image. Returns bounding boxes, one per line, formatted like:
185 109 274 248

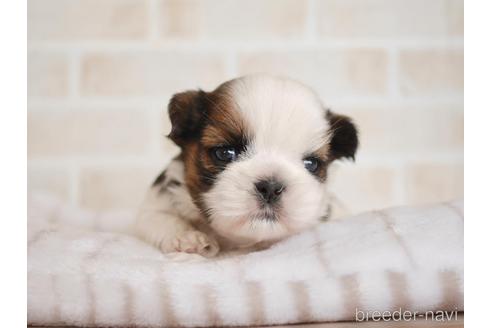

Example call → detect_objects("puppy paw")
172 230 220 258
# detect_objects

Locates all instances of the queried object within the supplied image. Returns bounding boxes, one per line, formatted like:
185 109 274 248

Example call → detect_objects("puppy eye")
303 157 319 173
213 146 237 163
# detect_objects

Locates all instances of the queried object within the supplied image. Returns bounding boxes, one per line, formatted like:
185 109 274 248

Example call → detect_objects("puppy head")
168 75 358 244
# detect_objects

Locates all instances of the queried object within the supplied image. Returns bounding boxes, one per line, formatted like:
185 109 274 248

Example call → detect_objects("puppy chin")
202 153 328 245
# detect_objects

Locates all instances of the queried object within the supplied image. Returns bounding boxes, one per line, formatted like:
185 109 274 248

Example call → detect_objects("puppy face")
168 75 358 244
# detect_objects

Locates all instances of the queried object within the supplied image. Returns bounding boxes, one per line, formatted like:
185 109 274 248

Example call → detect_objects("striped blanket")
27 193 464 327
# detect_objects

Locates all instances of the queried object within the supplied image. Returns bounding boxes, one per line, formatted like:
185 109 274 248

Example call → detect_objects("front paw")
172 231 220 258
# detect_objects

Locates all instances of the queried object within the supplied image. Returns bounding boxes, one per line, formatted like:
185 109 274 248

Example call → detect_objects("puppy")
136 75 358 257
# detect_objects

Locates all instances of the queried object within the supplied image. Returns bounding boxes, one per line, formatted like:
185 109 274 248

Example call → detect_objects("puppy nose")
254 179 285 204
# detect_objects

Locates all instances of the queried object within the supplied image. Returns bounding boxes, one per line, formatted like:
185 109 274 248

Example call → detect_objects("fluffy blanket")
27 193 463 327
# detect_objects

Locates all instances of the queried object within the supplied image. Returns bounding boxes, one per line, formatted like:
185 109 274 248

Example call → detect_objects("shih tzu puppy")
136 75 358 257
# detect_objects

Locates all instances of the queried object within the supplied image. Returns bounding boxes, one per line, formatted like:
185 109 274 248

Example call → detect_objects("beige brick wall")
27 0 463 217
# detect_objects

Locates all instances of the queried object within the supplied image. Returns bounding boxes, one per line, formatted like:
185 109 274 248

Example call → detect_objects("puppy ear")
327 111 359 161
167 90 207 146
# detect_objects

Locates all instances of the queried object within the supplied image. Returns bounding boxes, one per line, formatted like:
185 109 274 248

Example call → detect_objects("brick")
238 49 388 98
28 0 148 41
404 164 463 204
159 0 307 40
398 50 464 97
79 167 158 210
27 109 150 158
328 165 396 216
317 0 463 38
344 107 463 156
81 52 226 96
28 52 68 98
28 167 70 200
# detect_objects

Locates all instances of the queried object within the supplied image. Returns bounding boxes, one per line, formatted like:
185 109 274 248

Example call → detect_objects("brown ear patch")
327 111 359 161
167 90 208 146
172 83 248 213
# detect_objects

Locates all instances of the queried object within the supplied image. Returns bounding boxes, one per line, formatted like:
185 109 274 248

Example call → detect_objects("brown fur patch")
170 82 248 213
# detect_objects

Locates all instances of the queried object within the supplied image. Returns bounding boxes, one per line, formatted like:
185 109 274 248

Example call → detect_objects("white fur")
230 75 330 154
204 152 328 243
